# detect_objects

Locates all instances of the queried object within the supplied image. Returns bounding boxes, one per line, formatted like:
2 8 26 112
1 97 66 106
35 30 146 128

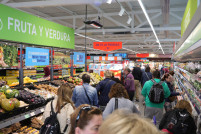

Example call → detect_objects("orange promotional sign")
136 53 149 58
93 42 122 51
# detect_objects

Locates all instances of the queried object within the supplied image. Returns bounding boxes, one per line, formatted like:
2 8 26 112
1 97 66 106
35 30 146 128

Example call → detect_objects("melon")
10 98 20 108
12 89 19 97
0 92 6 104
5 89 14 99
1 99 14 111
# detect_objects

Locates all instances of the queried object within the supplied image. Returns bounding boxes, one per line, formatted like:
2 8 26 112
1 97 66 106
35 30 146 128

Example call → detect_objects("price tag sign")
40 108 44 112
24 114 30 119
30 112 35 116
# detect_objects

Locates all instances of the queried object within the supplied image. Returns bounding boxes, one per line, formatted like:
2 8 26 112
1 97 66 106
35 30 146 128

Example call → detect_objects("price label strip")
24 114 30 119
30 112 35 116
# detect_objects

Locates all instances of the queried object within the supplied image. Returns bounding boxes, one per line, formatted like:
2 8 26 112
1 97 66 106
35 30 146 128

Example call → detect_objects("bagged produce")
10 98 20 108
1 98 15 111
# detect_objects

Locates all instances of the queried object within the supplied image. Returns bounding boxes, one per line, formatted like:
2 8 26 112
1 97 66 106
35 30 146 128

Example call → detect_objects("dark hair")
109 83 129 99
125 67 131 73
69 104 102 134
161 73 170 81
152 70 160 79
145 66 150 72
169 71 175 76
82 74 90 83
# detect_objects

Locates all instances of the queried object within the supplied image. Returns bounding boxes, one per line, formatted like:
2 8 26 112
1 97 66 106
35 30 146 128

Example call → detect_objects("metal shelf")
176 66 200 91
175 74 201 114
0 106 45 129
176 69 201 99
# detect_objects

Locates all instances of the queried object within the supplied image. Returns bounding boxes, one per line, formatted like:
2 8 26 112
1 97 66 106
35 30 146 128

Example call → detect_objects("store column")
70 51 74 77
50 47 53 81
19 44 23 88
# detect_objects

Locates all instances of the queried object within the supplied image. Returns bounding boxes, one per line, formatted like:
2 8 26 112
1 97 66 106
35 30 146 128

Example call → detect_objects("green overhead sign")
0 4 74 49
175 21 201 56
181 0 197 37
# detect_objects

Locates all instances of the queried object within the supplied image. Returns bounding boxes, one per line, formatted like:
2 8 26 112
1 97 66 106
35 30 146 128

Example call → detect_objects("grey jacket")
103 97 140 119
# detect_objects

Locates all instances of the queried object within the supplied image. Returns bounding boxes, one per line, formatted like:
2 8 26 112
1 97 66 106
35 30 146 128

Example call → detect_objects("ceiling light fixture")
84 20 103 29
127 16 132 24
107 0 113 4
119 6 125 16
138 0 165 55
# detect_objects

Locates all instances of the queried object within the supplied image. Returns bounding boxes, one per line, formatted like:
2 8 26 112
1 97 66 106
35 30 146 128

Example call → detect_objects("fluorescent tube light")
74 33 103 42
107 0 113 4
127 16 132 24
138 0 165 55
119 6 125 16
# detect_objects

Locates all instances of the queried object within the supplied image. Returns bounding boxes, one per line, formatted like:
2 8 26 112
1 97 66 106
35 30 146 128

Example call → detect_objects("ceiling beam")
170 12 182 21
161 0 170 37
20 8 74 27
1 0 10 4
136 12 162 28
47 7 185 20
6 0 134 8
76 26 181 33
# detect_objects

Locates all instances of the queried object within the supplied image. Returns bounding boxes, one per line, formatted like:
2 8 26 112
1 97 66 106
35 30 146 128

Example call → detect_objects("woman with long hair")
42 84 75 134
69 104 102 134
103 83 139 119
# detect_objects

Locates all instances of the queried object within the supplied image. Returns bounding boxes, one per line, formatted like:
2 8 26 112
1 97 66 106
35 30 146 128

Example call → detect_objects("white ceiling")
1 0 188 55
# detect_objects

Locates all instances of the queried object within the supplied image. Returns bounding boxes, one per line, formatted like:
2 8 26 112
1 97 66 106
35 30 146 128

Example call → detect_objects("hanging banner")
93 42 122 51
0 4 74 49
73 52 85 65
25 47 49 66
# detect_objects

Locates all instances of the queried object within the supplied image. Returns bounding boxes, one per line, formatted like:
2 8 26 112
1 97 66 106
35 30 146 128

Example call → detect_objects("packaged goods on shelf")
34 84 58 95
0 122 21 134
24 88 54 100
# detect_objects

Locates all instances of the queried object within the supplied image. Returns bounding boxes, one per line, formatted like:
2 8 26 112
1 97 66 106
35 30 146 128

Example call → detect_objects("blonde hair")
175 100 192 114
99 110 161 134
104 70 112 78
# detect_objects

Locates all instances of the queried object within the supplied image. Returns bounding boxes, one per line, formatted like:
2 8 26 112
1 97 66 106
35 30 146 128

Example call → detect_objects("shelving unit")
174 74 200 115
0 106 45 129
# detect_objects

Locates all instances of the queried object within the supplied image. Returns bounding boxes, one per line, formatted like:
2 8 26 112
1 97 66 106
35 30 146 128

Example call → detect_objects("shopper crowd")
41 64 197 134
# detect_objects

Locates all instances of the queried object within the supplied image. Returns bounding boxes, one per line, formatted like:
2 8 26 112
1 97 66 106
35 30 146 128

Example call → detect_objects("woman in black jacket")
159 100 197 134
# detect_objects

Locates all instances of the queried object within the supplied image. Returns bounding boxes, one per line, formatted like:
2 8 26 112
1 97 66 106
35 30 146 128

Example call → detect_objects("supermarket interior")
0 0 201 134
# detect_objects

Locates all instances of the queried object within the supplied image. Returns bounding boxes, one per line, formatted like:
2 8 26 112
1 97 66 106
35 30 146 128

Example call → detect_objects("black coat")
159 108 197 134
132 67 142 81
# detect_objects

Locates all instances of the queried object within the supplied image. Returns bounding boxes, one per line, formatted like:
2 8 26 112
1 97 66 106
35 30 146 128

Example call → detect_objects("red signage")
93 42 122 51
136 53 149 58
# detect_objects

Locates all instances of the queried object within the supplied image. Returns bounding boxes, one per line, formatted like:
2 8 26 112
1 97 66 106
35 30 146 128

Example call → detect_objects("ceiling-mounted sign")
0 4 74 49
181 0 197 36
93 42 122 51
25 47 49 66
136 53 149 58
